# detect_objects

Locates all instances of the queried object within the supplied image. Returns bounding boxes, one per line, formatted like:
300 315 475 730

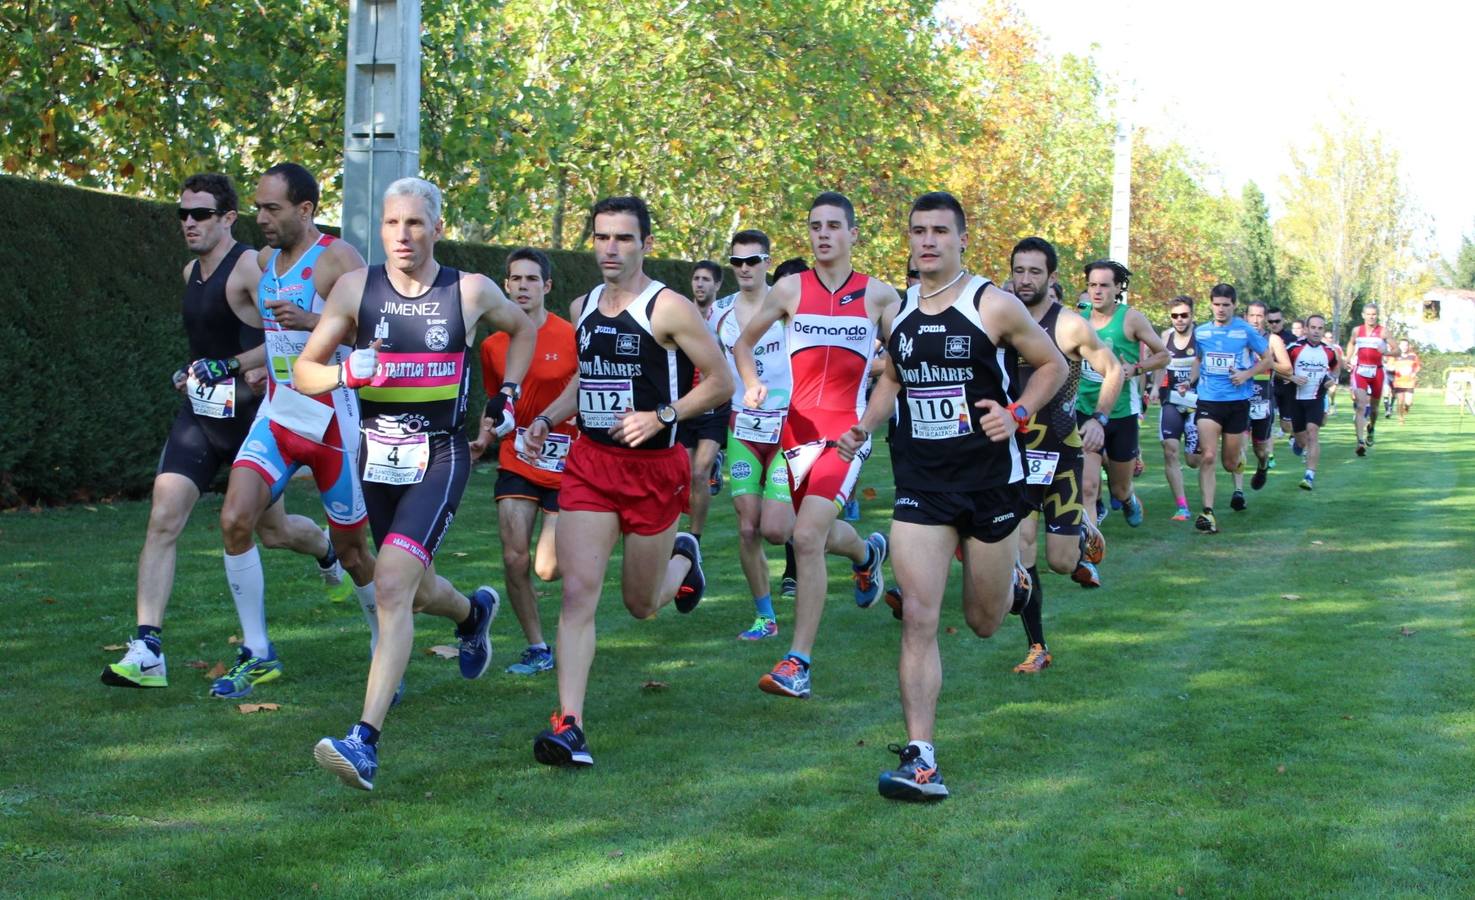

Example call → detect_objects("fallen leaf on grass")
1341 715 1354 720
1281 593 1302 601
607 850 624 858
1177 889 1185 897
855 739 866 747
185 660 209 670
1276 764 1286 774
85 506 98 512
42 596 56 604
206 662 228 679
945 626 957 635
641 680 668 691
101 643 126 651
452 552 468 558
862 487 877 500
1311 540 1324 545
426 645 458 659
227 634 241 645
237 703 280 714
1399 627 1416 637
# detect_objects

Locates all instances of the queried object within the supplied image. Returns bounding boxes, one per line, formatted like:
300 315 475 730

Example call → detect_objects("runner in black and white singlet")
103 172 303 692
1003 237 1122 676
839 193 1066 803
678 259 730 541
1158 296 1202 521
294 177 535 791
517 196 732 769
1286 313 1342 491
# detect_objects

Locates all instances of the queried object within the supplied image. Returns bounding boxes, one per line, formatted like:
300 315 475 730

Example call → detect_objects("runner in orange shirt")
471 248 579 676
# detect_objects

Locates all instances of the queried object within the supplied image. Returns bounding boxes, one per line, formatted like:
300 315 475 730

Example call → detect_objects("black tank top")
183 242 261 359
355 264 472 436
574 280 693 450
888 276 1021 490
1163 328 1197 391
1016 302 1082 452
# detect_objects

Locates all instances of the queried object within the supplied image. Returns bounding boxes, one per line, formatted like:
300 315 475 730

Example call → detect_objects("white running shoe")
100 639 168 688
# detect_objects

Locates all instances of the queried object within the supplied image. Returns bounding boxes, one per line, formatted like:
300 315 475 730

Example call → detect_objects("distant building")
1392 289 1475 352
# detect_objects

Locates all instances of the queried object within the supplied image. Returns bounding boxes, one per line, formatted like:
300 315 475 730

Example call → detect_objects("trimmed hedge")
0 176 729 506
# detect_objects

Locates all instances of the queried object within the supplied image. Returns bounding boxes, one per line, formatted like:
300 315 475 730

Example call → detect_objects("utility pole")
342 0 421 264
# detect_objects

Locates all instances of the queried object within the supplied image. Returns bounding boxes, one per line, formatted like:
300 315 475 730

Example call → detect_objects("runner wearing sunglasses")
1158 296 1201 521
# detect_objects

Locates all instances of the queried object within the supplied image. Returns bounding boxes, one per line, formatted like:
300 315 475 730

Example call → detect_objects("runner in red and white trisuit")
733 191 900 700
1344 302 1389 455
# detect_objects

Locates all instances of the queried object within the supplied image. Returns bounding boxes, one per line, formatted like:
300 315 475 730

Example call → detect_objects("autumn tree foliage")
4 0 1240 301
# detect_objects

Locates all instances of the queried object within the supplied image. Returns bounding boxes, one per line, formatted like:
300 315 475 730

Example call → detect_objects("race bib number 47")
578 378 634 431
187 373 235 419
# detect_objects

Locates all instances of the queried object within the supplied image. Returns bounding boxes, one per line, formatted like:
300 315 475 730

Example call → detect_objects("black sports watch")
656 403 678 425
226 356 242 375
1091 411 1109 428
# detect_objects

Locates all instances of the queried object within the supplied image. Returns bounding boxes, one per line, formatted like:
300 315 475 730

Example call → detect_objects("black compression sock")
1022 566 1045 646
354 721 381 746
783 541 796 580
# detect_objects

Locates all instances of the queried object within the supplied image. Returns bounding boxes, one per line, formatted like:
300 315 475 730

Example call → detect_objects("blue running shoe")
672 532 705 613
853 531 887 608
1124 494 1144 528
1095 498 1108 525
457 587 500 679
737 616 778 640
758 655 811 698
842 496 861 521
534 713 594 767
1291 438 1304 457
1109 496 1124 511
506 644 555 675
878 742 948 802
209 645 283 699
315 724 377 791
780 576 797 600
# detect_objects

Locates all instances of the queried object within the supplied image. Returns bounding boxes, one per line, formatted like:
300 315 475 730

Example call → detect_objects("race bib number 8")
578 378 634 431
906 385 971 440
187 373 235 419
733 407 783 444
363 430 428 485
1025 450 1059 486
1203 352 1235 375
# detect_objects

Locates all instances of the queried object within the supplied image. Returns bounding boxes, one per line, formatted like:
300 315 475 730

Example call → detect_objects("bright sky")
943 0 1475 262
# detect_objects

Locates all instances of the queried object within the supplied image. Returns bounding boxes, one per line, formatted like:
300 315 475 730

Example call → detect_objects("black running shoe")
1230 490 1247 512
534 713 593 767
671 532 705 613
1250 466 1267 491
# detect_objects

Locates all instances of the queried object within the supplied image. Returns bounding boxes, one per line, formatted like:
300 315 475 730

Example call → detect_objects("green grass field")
2 403 1473 897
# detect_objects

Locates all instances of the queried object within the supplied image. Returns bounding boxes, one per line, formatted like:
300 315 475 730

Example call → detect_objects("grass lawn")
2 402 1473 897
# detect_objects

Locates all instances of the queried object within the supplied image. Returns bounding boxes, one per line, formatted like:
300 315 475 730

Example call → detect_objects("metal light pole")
342 0 421 264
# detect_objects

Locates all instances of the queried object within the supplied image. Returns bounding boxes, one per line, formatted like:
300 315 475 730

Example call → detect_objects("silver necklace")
919 269 967 300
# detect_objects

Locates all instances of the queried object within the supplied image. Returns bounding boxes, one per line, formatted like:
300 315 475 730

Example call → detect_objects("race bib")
783 440 829 489
1025 450 1059 486
266 383 334 442
578 378 634 431
1356 364 1379 379
1250 399 1270 420
187 373 236 419
515 428 571 473
362 429 428 485
1173 389 1198 411
733 407 783 444
1080 357 1105 383
1203 352 1235 375
906 384 971 440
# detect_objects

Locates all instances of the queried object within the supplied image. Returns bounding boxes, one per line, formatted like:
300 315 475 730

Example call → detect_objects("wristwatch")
499 381 521 401
1007 403 1030 432
656 403 678 425
226 357 242 375
1091 411 1109 428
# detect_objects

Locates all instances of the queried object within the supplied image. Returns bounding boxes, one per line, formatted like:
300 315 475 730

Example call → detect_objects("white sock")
224 546 270 658
354 581 380 653
908 740 936 767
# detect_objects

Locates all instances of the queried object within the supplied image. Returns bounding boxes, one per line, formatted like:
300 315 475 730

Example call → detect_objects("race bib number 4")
363 430 428 485
1203 352 1235 375
733 407 783 444
515 428 571 473
906 384 971 440
1025 450 1059 486
187 373 235 419
578 378 634 431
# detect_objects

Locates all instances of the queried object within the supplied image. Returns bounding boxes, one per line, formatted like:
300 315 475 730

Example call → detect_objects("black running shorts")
893 482 1030 543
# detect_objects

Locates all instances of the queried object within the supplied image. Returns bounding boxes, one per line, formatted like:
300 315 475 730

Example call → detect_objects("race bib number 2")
515 428 571 473
578 378 634 431
733 407 783 444
906 384 970 440
363 430 428 485
187 373 235 419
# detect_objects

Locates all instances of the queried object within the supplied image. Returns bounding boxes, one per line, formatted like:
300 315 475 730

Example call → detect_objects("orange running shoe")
1013 644 1053 673
1081 523 1106 564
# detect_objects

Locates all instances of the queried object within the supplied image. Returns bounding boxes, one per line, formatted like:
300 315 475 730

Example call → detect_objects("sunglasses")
1267 319 1283 325
729 254 770 268
178 207 221 222
1170 312 1191 319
